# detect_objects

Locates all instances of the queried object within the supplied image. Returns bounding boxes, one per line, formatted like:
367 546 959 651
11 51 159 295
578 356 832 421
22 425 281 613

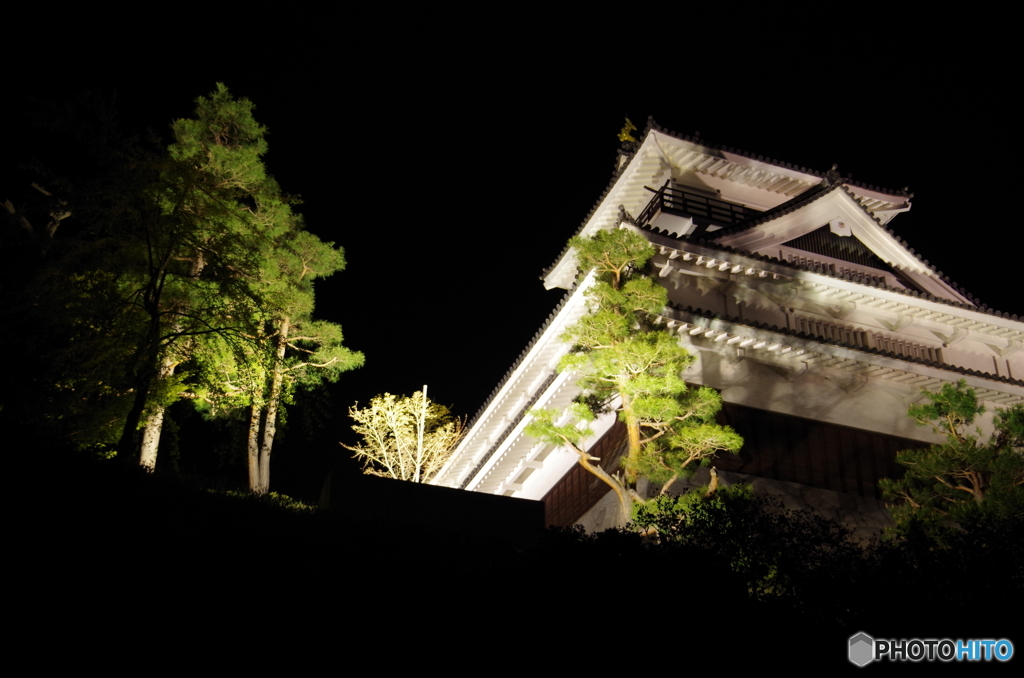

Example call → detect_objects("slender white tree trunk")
139 406 165 471
249 318 289 494
138 252 204 470
139 354 176 470
247 405 262 491
413 385 427 483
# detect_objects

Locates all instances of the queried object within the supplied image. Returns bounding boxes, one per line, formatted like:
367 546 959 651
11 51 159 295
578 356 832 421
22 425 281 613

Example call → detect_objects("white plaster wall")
683 349 944 443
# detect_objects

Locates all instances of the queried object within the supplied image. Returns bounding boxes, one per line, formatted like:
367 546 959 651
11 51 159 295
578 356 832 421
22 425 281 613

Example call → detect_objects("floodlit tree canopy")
0 84 362 494
344 388 464 483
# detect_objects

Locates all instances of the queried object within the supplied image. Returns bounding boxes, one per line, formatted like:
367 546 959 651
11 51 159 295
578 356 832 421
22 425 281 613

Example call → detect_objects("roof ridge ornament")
617 117 638 143
617 204 637 227
825 163 843 186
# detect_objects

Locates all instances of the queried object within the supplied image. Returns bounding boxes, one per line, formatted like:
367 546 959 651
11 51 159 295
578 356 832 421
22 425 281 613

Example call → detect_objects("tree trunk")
247 404 262 492
117 368 154 461
413 385 428 483
572 446 634 526
116 307 165 461
257 399 278 495
126 244 201 469
139 353 177 470
620 390 642 480
138 406 166 471
249 318 289 495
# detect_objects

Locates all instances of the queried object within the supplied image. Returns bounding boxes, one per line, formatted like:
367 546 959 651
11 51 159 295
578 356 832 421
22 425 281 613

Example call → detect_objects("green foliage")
528 227 741 521
0 96 164 445
881 380 1024 538
906 378 983 440
633 488 861 612
524 402 595 450
627 386 744 484
219 489 317 514
632 483 755 538
1 85 361 485
162 87 363 490
169 83 269 187
94 83 304 460
205 225 363 414
158 86 363 473
571 228 657 284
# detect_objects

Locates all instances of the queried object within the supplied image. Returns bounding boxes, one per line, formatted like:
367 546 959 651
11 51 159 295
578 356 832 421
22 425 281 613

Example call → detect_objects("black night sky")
6 16 1018 497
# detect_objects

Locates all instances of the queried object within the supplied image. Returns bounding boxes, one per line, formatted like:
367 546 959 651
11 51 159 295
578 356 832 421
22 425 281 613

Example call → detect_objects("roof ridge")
648 118 819 179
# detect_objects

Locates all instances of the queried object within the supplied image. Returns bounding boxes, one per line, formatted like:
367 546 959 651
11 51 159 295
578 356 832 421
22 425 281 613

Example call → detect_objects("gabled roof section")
784 225 892 271
710 181 971 305
543 120 910 290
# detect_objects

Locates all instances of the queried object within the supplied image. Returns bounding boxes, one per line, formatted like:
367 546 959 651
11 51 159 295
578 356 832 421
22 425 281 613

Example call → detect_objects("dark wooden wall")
542 403 924 527
541 420 628 528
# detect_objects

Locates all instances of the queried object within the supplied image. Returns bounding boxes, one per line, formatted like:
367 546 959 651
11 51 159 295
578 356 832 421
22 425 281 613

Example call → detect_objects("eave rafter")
655 136 818 199
664 308 1024 407
652 132 907 213
433 274 601 491
657 239 1024 344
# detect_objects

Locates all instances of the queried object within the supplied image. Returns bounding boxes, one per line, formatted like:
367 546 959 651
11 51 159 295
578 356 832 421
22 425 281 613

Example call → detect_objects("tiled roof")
639 117 825 178
665 302 1024 388
460 285 576 434
709 181 836 239
634 176 1004 319
704 178 987 311
459 371 557 491
639 117 909 197
641 223 1022 321
542 118 906 279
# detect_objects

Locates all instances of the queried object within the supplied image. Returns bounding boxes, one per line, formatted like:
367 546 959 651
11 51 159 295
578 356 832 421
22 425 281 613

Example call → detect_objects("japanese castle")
430 120 1024 535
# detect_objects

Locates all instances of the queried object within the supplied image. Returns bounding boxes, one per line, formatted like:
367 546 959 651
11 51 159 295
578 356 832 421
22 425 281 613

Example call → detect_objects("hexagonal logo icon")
849 632 874 667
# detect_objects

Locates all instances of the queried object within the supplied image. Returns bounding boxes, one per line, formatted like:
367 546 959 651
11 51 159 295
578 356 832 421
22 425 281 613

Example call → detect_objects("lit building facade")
430 122 1024 534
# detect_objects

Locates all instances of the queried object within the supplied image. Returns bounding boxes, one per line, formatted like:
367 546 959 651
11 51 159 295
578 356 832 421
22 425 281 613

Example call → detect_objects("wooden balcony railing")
637 180 759 231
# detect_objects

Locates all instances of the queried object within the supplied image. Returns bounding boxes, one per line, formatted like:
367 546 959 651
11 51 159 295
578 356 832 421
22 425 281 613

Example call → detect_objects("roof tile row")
665 301 1024 388
640 221 1018 321
461 285 577 435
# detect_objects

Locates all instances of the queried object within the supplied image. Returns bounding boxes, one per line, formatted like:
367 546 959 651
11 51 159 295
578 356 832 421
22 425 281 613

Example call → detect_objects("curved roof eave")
662 302 1024 398
430 275 595 489
640 227 1021 327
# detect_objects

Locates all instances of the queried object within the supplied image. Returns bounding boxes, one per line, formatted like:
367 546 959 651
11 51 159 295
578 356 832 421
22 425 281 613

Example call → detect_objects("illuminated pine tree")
115 84 362 483
119 84 294 468
881 380 1024 537
241 227 363 494
527 228 742 525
